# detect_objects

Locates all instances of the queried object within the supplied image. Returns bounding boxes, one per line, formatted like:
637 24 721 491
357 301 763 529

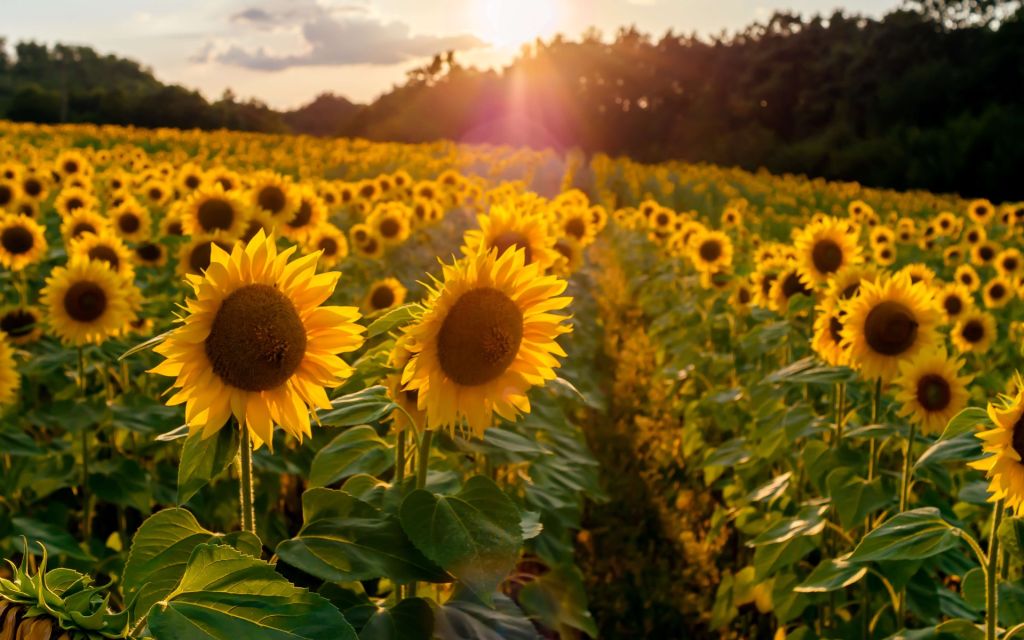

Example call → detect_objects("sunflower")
824 264 878 309
968 199 995 225
751 258 788 308
461 204 560 270
0 180 21 211
205 168 242 192
151 230 365 448
769 263 813 313
176 163 205 194
893 349 972 435
349 223 373 248
996 248 1023 279
937 283 974 323
20 172 49 204
109 201 152 243
729 278 754 310
182 184 250 239
281 188 327 241
982 277 1013 309
159 207 186 238
969 386 1024 511
0 214 48 271
972 242 999 267
794 217 862 287
0 305 43 345
70 231 135 280
41 258 137 346
387 335 424 432
944 246 965 267
240 209 275 244
649 207 676 234
0 332 18 407
368 204 411 247
964 225 987 246
177 236 236 276
305 224 349 269
552 236 583 276
60 209 110 243
841 273 942 383
139 179 173 208
558 207 597 246
951 310 997 354
955 264 981 292
689 230 733 274
363 278 408 315
134 242 167 268
249 172 299 224
873 244 896 266
54 187 97 218
870 226 896 249
400 247 571 436
54 150 91 180
812 305 849 367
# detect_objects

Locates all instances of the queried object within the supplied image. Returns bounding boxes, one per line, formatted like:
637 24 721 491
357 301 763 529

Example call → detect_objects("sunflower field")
0 119 1023 640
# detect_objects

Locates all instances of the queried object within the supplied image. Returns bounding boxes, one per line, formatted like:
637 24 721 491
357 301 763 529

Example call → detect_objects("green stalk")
77 348 92 542
416 430 433 490
899 421 917 512
238 423 255 535
986 500 1005 640
395 430 406 488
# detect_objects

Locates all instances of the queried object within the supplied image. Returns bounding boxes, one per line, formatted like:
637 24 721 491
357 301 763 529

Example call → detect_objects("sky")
4 0 899 110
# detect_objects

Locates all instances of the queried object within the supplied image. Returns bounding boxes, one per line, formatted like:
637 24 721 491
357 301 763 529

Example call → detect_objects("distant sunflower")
968 199 995 224
730 279 754 310
282 188 327 241
401 248 571 436
363 278 407 315
558 208 597 246
812 305 849 367
176 163 205 194
54 187 96 218
70 231 135 280
60 209 110 243
893 349 972 435
349 223 373 248
964 225 987 247
182 184 249 239
794 217 862 287
177 236 236 276
0 333 17 407
159 208 186 238
41 258 137 346
151 230 365 448
937 283 974 323
996 248 1023 279
461 204 560 270
951 310 997 354
944 246 965 267
972 242 999 267
0 214 48 271
19 172 48 203
368 204 411 247
249 172 299 224
900 263 937 288
689 230 733 274
969 385 1024 511
0 180 21 211
352 233 384 260
109 201 152 243
552 236 583 276
305 224 349 269
134 242 167 268
139 179 173 208
841 273 941 383
874 244 896 266
954 264 981 292
0 305 43 345
769 263 813 313
824 265 878 309
983 277 1013 309
870 226 895 249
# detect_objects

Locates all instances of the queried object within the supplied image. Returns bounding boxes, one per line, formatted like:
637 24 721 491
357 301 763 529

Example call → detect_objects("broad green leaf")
746 472 792 503
517 565 598 638
400 476 522 600
998 515 1024 561
914 432 983 469
366 304 419 338
753 536 816 581
148 543 356 640
940 407 991 441
12 517 91 561
309 426 392 488
358 597 433 640
764 356 854 385
961 567 985 610
795 558 867 592
749 504 828 546
826 468 888 530
177 427 238 504
320 386 395 427
276 488 445 584
702 438 752 469
849 508 960 563
935 619 984 640
123 508 261 623
433 592 540 640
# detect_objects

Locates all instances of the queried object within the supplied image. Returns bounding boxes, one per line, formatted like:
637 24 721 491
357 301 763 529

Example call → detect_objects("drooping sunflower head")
0 305 43 345
841 272 942 383
893 349 972 435
152 230 366 448
69 231 135 280
386 334 425 433
0 214 48 272
461 203 560 271
794 216 862 287
182 184 250 239
41 257 138 346
970 386 1024 512
401 247 572 436
952 310 997 354
363 278 408 315
898 263 937 288
769 261 814 313
0 332 18 408
552 236 583 276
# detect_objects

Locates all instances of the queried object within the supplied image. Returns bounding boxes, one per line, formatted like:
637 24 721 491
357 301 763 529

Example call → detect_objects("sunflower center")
371 285 396 310
841 283 860 300
943 295 963 316
490 230 532 264
1012 414 1024 461
23 179 41 197
67 197 83 212
198 198 235 231
1004 258 1019 272
738 287 752 304
289 201 313 228
204 284 307 392
63 281 108 322
781 272 810 299
148 188 162 201
1 226 34 255
379 218 400 238
829 316 843 344
185 175 200 189
318 237 338 256
258 186 286 214
980 246 994 261
136 243 162 262
916 374 952 412
962 320 985 343
353 228 369 244
699 240 722 263
864 301 918 356
88 246 120 270
166 220 184 236
0 309 37 338
119 213 140 233
437 287 524 386
761 274 777 296
565 217 586 239
990 284 1006 300
71 222 96 238
812 239 843 274
0 186 13 206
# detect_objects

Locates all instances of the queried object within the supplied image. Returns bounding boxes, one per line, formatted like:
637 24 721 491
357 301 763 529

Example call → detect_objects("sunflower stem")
986 499 1005 640
899 421 917 513
395 430 406 488
77 347 93 543
416 430 433 490
238 423 255 535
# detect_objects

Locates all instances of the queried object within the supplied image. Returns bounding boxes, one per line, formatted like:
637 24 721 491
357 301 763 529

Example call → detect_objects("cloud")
198 3 482 69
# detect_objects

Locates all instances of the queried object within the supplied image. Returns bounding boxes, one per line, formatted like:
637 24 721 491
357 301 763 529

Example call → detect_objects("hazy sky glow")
5 0 899 109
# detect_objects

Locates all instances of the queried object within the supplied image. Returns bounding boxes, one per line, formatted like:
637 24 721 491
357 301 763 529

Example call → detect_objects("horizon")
5 0 899 111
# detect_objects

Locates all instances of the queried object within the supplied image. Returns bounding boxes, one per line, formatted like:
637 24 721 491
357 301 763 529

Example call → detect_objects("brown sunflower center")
185 175 200 189
136 243 162 262
187 241 230 274
198 198 235 231
829 316 843 344
565 217 586 239
23 178 42 197
980 246 994 261
318 237 338 256
916 374 952 412
71 222 96 238
379 218 400 238
204 284 307 391
989 284 1007 300
289 201 313 228
63 281 107 322
761 274 777 296
812 239 843 274
88 246 120 270
362 237 380 255
148 188 162 201
353 228 369 244
1 226 34 255
841 282 861 300
781 272 811 299
166 220 184 236
0 309 37 338
943 295 963 316
118 213 140 233
864 301 918 356
738 287 752 304
1004 258 1019 272
371 285 396 310
962 320 985 343
490 231 533 264
67 197 83 212
64 160 79 174
699 240 722 263
1012 414 1024 461
437 287 524 386
0 186 12 206
258 186 286 214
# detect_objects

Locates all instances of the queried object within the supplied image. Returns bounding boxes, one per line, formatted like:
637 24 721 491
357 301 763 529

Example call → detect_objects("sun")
474 0 559 47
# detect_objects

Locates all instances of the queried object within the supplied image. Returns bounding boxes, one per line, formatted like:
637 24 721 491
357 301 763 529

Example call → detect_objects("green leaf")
148 543 356 640
794 558 867 592
517 565 598 638
178 427 239 504
320 386 395 427
276 488 446 584
826 468 888 530
961 567 985 610
366 304 418 338
915 432 983 469
123 508 261 623
433 592 541 640
746 472 792 503
935 619 984 640
940 406 991 441
400 476 522 601
309 426 392 488
749 504 828 546
358 597 433 640
998 515 1024 561
12 517 91 561
764 357 854 385
849 508 960 563
702 438 752 469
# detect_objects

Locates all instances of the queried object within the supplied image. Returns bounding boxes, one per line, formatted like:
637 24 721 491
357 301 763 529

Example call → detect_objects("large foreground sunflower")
841 273 941 382
401 247 572 436
151 230 365 448
0 332 18 407
893 349 972 435
41 258 138 346
970 385 1024 511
